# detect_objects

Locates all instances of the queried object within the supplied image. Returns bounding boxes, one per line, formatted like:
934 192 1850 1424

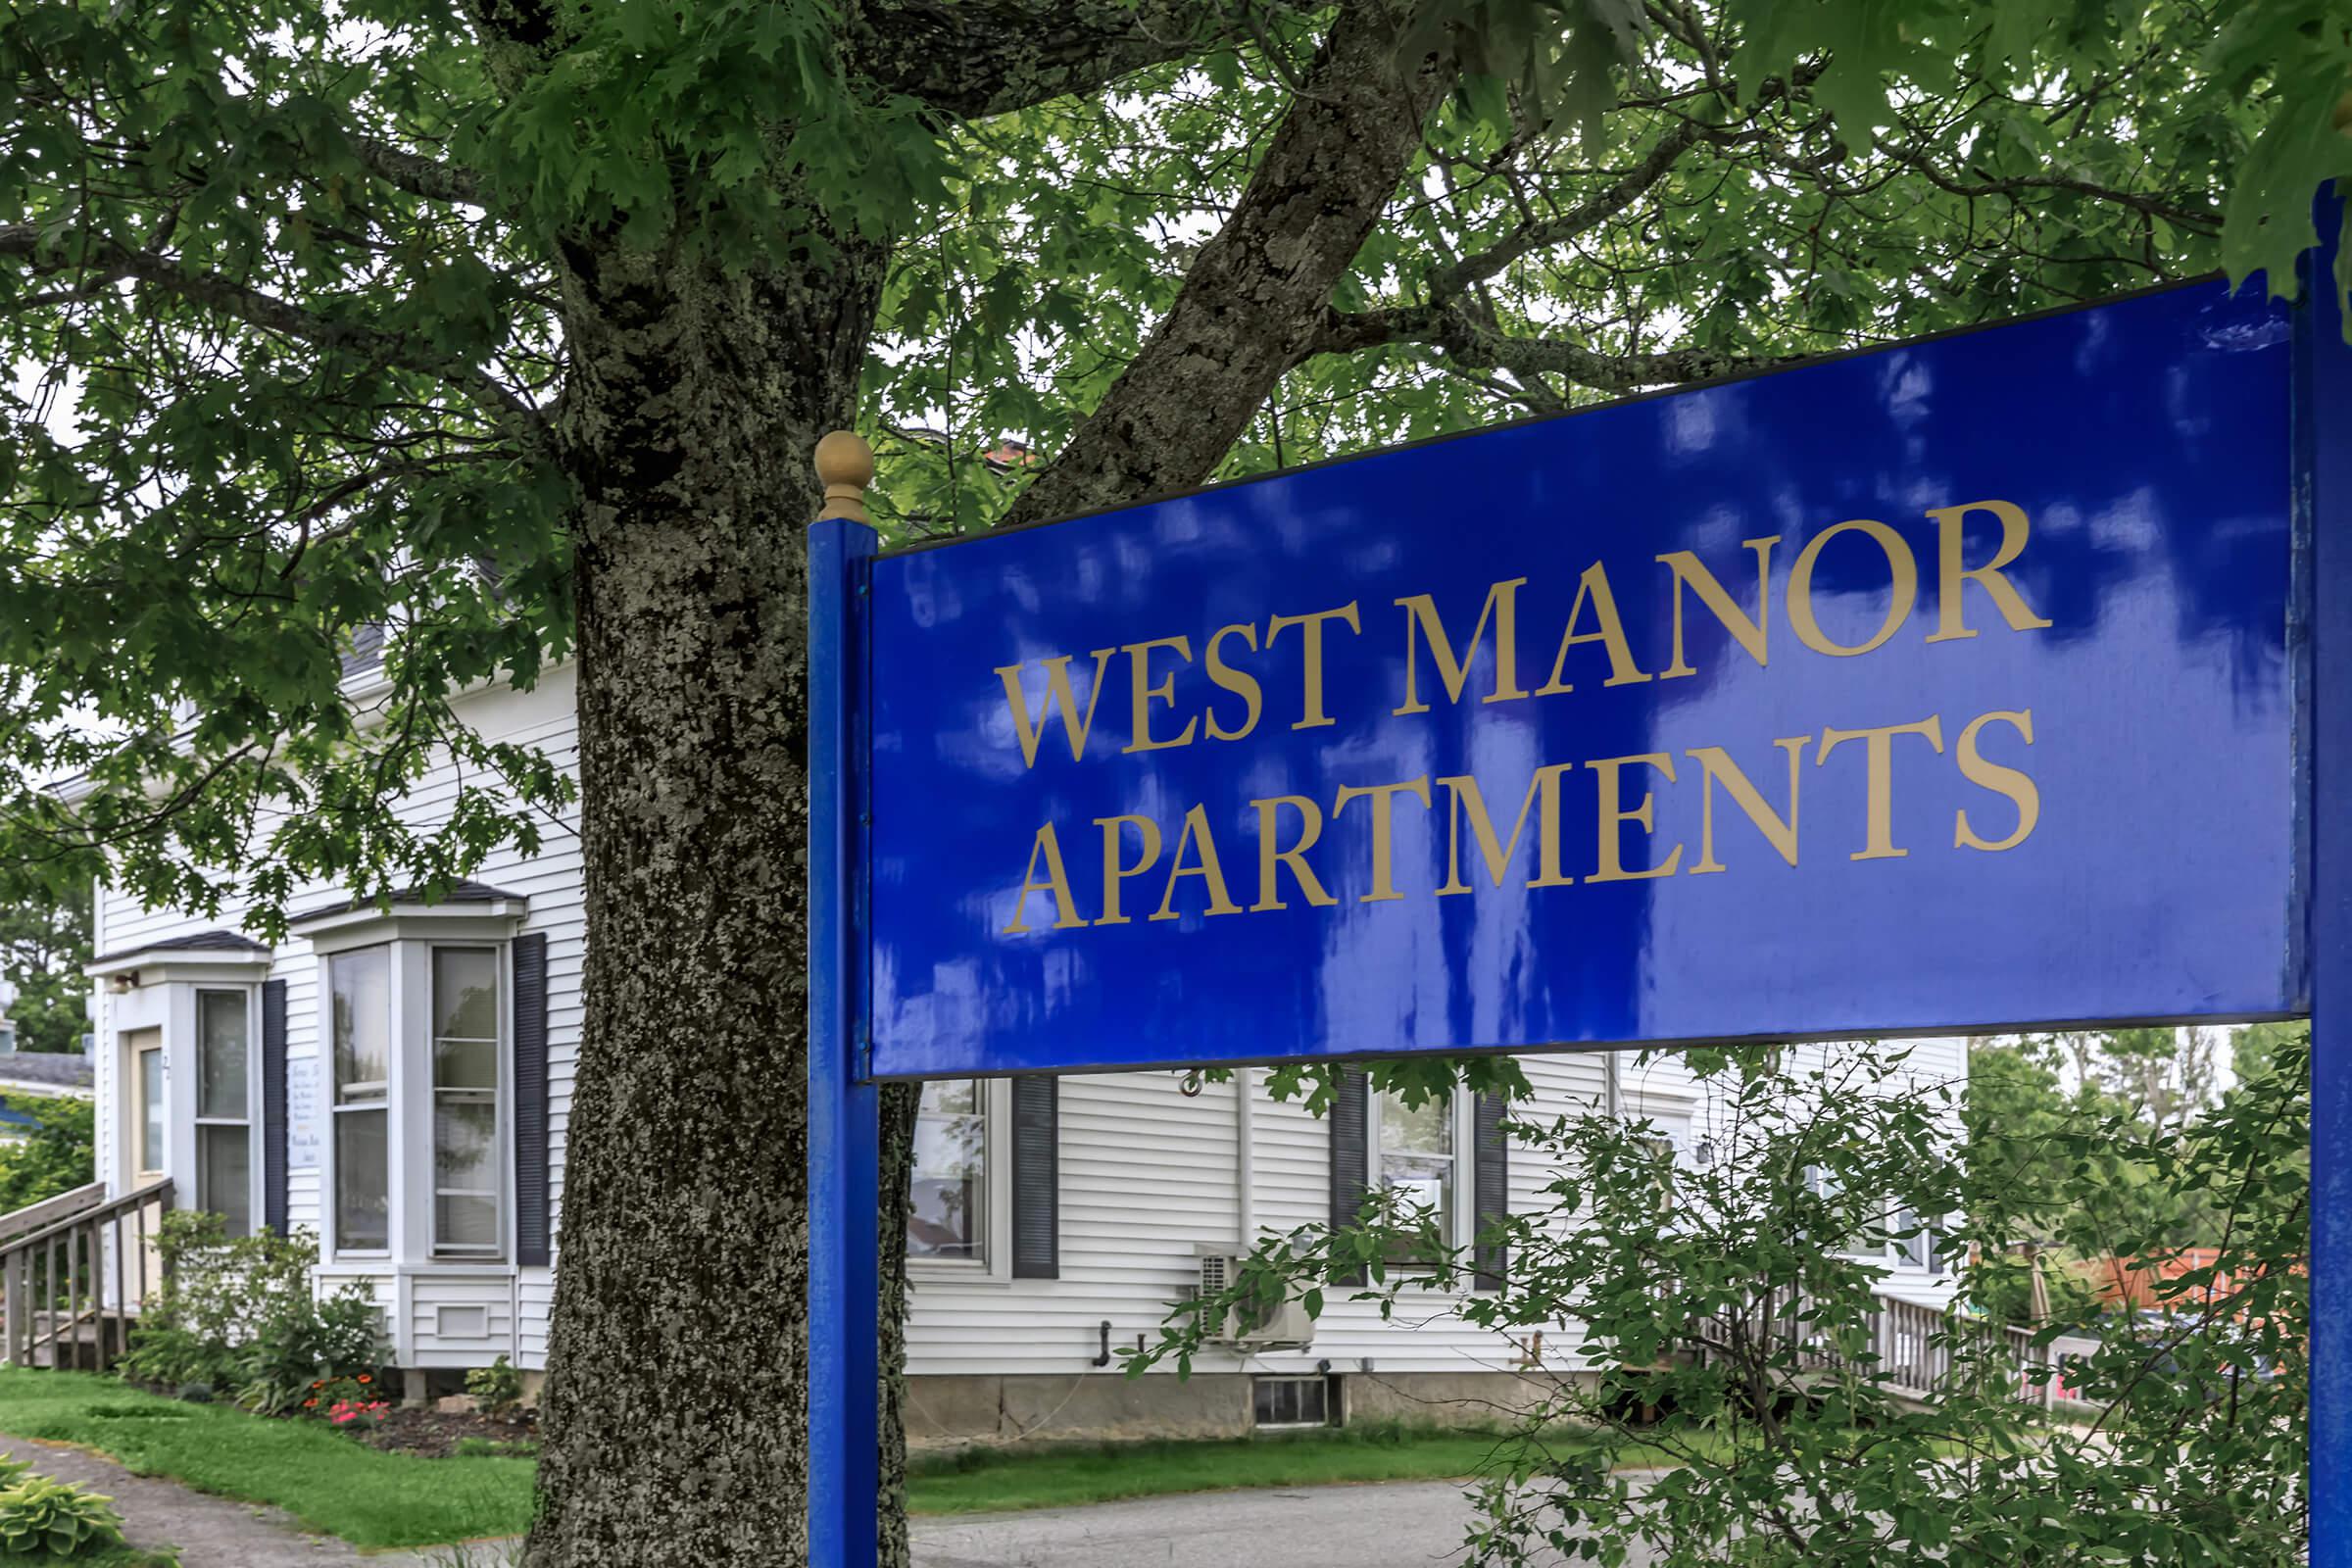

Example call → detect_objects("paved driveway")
913 1478 1644 1568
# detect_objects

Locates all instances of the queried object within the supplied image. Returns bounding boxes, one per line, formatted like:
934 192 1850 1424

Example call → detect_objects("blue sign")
860 279 2302 1080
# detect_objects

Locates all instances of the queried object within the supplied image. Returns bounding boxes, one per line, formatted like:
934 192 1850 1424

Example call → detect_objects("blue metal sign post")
2304 203 2352 1567
809 225 2348 1564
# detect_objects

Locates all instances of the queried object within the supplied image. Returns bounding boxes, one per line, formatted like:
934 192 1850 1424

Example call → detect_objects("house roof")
87 928 271 967
288 879 527 927
0 1053 95 1090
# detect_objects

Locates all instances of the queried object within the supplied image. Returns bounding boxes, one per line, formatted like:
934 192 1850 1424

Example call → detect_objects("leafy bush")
0 1097 93 1216
465 1355 524 1419
0 1452 27 1486
1147 1036 2310 1567
121 1212 381 1415
0 1475 124 1557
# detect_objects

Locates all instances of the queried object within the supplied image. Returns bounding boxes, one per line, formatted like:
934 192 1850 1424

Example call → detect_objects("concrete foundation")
905 1369 1599 1447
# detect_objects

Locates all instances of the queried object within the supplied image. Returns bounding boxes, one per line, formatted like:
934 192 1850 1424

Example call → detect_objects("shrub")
0 1475 125 1557
0 1098 93 1216
465 1355 525 1419
121 1212 381 1414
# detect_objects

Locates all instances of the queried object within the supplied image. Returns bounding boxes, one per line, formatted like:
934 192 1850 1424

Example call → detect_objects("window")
193 990 253 1237
1372 1088 1455 1257
431 948 503 1257
907 1080 986 1261
134 1035 165 1177
1252 1374 1335 1429
331 947 391 1251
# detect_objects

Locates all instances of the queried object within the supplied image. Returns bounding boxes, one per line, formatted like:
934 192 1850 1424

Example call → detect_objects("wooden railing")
1696 1286 2065 1410
0 1180 173 1370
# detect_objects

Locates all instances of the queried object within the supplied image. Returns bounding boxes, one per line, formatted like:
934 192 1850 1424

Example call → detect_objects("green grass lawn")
906 1421 1563 1515
0 1368 531 1549
0 1367 1615 1544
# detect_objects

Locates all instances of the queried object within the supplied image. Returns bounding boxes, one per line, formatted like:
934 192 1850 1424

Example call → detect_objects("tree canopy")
3 0 2340 1560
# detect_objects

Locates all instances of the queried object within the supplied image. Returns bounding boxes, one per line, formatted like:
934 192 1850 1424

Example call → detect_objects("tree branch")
1437 119 1706 296
855 0 1300 122
349 135 487 208
0 225 548 449
1001 0 1454 526
1308 301 1801 394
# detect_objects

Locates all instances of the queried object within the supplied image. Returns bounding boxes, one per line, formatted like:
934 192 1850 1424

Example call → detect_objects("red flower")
357 1375 371 1385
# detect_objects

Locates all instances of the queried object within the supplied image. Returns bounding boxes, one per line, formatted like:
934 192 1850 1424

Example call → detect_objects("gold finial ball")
814 430 875 492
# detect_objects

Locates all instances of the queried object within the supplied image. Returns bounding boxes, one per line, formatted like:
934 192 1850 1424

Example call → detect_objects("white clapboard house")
27 662 1966 1440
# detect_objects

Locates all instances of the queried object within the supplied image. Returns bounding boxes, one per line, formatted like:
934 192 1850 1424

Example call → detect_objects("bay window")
293 887 527 1265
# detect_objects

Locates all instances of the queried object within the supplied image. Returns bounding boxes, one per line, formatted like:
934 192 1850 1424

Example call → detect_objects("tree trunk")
529 224 909 1564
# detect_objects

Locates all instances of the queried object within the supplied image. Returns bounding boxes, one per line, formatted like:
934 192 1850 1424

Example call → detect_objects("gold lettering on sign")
1434 766 1577 894
1685 739 1808 872
1817 716 1944 860
1204 623 1264 741
1266 602 1362 730
1095 814 1163 925
1788 519 1919 657
1953 709 2040 851
1334 777 1433 903
1657 538 1779 678
1588 753 1683 882
1003 822 1087 933
1394 580 1529 714
1152 805 1244 920
1251 796 1337 911
1536 563 1650 694
997 648 1119 766
1123 635 1199 754
1925 500 2054 643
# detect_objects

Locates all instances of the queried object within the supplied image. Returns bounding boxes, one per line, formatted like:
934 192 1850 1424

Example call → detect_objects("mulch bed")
361 1404 535 1459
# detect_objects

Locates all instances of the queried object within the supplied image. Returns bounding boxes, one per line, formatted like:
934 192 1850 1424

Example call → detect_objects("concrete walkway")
0 1435 464 1567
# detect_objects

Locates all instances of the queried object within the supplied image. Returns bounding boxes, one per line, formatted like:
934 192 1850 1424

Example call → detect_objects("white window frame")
325 943 396 1260
424 943 509 1261
905 1077 1013 1281
1368 1083 1475 1255
191 986 261 1238
298 902 524 1268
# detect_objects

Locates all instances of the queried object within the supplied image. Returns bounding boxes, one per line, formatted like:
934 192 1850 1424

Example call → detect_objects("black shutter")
513 933 552 1267
1329 1068 1369 1286
1472 1088 1509 1291
262 979 288 1235
1009 1076 1058 1279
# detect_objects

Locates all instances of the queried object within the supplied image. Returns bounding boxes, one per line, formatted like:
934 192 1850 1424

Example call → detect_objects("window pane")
198 1125 252 1238
436 1193 501 1252
435 1034 498 1092
433 948 499 1049
1380 1092 1451 1155
435 1099 497 1189
907 1079 985 1260
138 1050 164 1173
336 1107 389 1250
196 991 249 1119
1378 1091 1453 1250
331 947 390 1101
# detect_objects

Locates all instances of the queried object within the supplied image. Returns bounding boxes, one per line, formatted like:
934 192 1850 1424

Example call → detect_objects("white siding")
92 663 1964 1380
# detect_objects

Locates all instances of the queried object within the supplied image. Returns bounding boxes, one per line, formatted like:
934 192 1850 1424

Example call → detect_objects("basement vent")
1252 1374 1335 1430
435 1304 490 1340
